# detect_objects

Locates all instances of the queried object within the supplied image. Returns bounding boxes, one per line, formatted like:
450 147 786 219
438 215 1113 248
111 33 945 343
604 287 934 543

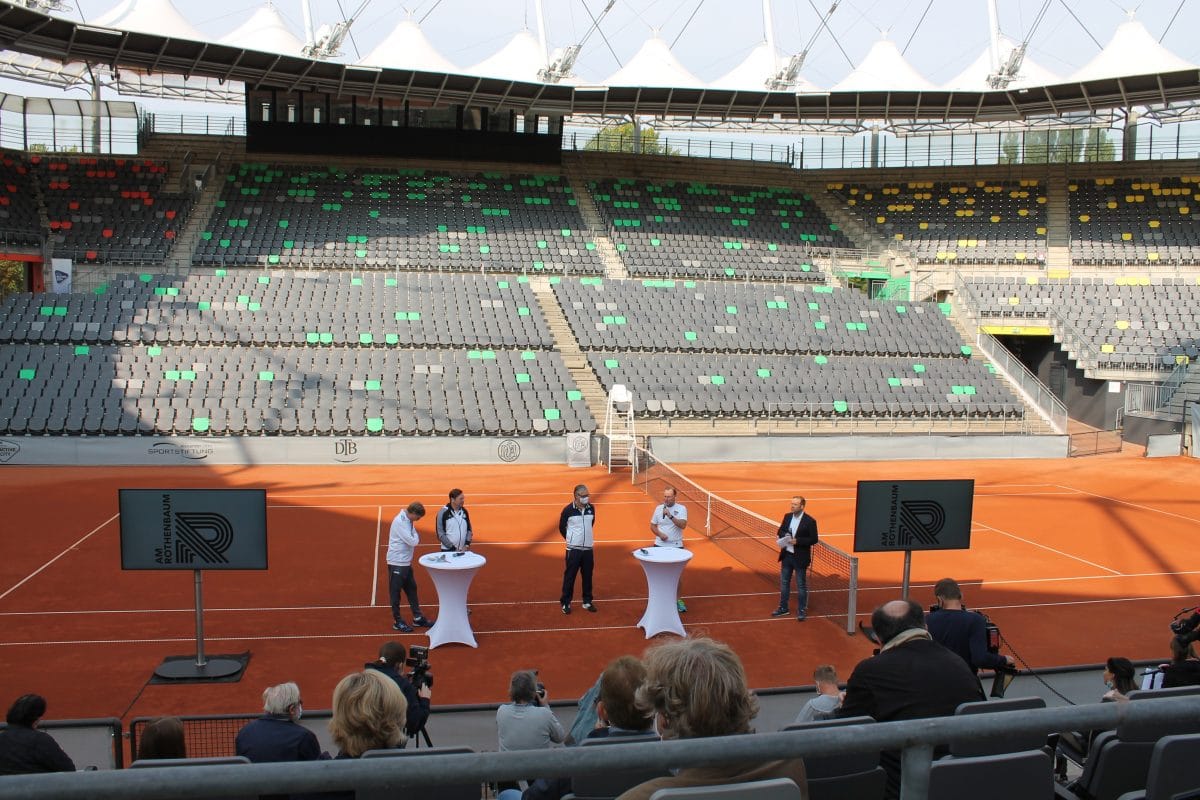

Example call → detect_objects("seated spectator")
837 599 984 799
364 641 432 741
794 665 841 723
1102 657 1135 702
137 717 187 760
0 694 75 775
236 681 324 762
616 637 808 800
497 671 565 752
329 670 407 758
499 656 657 800
1162 637 1200 688
295 671 408 800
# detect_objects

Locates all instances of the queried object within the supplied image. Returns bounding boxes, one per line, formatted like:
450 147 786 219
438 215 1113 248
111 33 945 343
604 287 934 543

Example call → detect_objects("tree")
1081 128 1116 162
0 261 27 301
582 122 679 155
998 132 1021 164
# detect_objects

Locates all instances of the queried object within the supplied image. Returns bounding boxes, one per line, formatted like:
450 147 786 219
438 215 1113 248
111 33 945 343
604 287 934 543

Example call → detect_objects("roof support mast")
986 0 1050 89
986 0 1001 74
767 1 841 90
762 0 779 75
538 0 616 83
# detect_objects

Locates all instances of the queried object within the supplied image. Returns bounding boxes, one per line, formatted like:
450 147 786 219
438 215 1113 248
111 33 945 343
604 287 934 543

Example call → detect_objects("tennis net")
633 446 858 633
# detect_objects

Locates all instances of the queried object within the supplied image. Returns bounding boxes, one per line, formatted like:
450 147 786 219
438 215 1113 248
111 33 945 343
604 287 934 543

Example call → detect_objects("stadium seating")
587 177 848 280
962 275 1200 370
32 156 193 264
1070 176 1200 265
193 163 605 274
827 179 1047 265
0 151 42 248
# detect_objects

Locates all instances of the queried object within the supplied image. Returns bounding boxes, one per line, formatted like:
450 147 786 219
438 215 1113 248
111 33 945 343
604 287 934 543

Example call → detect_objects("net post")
846 556 859 635
706 494 712 538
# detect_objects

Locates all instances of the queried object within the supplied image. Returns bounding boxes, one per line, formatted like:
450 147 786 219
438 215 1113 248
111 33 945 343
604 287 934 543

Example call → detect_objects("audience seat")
648 777 803 800
782 716 885 800
950 696 1048 757
929 749 1053 800
564 733 668 800
1114 732 1200 800
360 746 479 800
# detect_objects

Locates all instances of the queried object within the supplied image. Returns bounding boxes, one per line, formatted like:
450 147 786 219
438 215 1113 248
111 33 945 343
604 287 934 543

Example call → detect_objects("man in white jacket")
558 484 597 615
387 501 435 633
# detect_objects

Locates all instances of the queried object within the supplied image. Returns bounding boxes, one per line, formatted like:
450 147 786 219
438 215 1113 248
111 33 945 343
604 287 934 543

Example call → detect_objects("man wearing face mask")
235 682 324 762
559 484 597 615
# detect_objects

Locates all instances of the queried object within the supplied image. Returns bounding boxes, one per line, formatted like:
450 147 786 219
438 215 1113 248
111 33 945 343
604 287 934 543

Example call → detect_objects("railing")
952 273 1068 433
562 129 794 164
141 113 247 138
757 402 1038 435
3 696 1197 800
1069 429 1124 456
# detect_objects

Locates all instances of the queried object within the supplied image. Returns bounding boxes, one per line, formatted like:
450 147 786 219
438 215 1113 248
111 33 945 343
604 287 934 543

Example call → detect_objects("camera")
1170 606 1200 646
405 645 434 690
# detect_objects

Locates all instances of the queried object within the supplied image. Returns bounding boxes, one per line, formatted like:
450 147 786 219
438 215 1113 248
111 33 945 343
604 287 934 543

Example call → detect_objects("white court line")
7 592 1200 648
0 513 118 602
269 501 649 510
269 490 649 500
975 520 1123 575
1054 483 1200 526
370 506 382 607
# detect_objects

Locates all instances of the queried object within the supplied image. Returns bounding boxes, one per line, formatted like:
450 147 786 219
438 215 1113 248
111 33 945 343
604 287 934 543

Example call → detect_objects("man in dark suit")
771 495 818 621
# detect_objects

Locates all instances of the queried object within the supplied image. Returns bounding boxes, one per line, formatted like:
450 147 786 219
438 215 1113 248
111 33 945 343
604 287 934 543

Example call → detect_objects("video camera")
1170 606 1200 647
405 645 433 690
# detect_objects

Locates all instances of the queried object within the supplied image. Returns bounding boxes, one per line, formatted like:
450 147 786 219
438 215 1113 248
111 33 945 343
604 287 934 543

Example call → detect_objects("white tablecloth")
633 546 693 638
418 551 486 648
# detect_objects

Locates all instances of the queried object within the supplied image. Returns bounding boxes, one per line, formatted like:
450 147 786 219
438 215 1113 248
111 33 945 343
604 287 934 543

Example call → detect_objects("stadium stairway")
1045 176 1072 273
946 295 1058 434
532 281 611 425
562 162 629 279
166 176 225 271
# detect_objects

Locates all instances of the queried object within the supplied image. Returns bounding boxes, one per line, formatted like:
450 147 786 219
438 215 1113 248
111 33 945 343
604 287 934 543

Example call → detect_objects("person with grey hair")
235 682 324 763
558 484 597 614
616 638 808 800
496 670 565 752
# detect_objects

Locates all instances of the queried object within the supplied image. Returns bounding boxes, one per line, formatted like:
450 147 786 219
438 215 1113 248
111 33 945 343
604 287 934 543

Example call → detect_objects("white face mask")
1104 679 1114 690
578 496 589 506
292 704 303 721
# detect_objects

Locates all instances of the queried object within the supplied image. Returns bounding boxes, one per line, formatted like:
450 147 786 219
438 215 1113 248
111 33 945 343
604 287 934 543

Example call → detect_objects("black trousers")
388 565 423 622
560 548 594 605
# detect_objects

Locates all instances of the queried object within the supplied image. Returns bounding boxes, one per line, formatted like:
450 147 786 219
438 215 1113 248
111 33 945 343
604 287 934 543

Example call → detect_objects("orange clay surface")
0 450 1197 726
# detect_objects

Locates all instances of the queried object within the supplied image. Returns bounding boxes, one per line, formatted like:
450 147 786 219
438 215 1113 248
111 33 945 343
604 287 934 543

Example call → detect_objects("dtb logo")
334 439 359 463
897 500 946 547
173 512 234 565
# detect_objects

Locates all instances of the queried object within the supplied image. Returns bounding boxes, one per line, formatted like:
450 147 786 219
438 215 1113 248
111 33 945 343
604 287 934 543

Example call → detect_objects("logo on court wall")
334 439 359 463
0 439 20 463
497 439 521 463
147 442 213 461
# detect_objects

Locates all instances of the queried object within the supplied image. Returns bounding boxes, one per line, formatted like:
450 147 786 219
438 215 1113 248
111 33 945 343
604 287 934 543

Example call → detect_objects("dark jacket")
364 661 430 738
235 714 322 763
925 607 1008 672
0 724 76 775
777 512 818 567
837 636 985 722
1162 659 1200 688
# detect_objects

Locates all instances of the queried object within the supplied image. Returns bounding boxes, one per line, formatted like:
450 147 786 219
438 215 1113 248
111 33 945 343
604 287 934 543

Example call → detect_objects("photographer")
364 641 431 740
925 578 1014 673
497 671 565 752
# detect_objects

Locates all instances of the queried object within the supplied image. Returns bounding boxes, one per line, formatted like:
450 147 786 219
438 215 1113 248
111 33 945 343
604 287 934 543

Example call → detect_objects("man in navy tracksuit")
558 484 596 615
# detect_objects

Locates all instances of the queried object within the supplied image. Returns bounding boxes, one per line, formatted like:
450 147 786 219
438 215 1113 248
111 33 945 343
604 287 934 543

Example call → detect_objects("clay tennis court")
1 450 1197 727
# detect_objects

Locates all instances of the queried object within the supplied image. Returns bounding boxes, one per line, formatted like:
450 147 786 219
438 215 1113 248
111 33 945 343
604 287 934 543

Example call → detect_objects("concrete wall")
0 436 590 467
648 434 1068 463
998 335 1124 429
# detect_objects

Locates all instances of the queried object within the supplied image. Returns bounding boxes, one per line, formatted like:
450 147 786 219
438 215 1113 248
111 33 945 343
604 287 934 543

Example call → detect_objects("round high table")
633 546 693 638
418 551 486 648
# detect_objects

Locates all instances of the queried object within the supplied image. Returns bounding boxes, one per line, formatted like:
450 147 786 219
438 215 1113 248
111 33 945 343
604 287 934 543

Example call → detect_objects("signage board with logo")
119 489 268 570
852 479 974 552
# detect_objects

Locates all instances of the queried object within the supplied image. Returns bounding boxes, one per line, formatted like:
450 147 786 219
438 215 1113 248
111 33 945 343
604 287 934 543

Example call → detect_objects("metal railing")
952 273 1068 433
3 696 1197 800
756 402 1037 435
1125 362 1192 415
562 129 795 164
1069 428 1124 456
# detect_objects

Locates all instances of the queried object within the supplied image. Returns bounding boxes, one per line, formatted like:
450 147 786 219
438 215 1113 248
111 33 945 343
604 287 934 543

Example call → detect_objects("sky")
4 0 1200 112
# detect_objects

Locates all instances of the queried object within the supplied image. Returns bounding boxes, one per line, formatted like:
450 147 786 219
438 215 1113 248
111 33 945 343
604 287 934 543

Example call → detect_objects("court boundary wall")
648 434 1069 462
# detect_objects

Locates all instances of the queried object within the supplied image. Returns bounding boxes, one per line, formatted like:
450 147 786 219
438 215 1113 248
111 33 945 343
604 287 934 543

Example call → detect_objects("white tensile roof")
358 18 458 73
709 41 821 92
832 38 936 93
92 0 206 41
604 35 705 89
944 35 1059 91
466 29 546 83
221 4 305 56
1071 17 1195 82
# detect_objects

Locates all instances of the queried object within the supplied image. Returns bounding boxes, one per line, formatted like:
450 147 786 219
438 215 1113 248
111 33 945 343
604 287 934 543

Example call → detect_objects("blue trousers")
779 553 809 613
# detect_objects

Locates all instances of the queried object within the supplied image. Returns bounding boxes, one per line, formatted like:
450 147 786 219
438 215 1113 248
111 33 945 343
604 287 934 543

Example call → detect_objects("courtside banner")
853 479 974 552
119 489 268 570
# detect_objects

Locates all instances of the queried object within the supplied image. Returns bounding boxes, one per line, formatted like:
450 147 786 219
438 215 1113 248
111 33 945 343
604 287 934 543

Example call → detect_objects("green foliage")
0 261 26 301
582 122 680 155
